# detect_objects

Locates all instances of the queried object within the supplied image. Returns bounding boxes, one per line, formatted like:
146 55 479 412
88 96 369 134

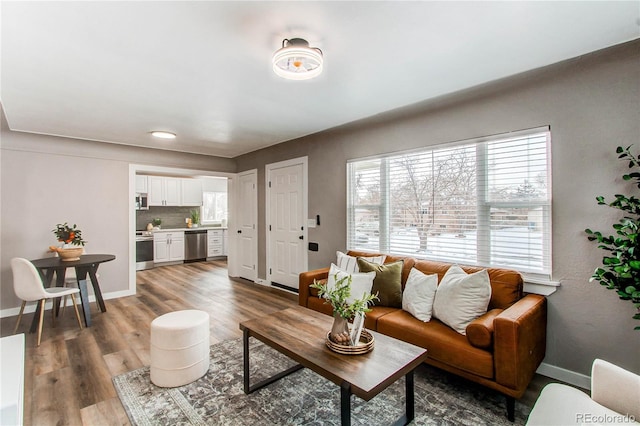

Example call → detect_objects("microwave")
135 193 149 210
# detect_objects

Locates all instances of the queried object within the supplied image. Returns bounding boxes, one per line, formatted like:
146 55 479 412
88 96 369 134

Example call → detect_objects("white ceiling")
2 1 638 158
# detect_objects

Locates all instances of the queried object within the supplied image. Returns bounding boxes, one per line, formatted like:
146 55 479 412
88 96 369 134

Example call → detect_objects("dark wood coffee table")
239 306 429 426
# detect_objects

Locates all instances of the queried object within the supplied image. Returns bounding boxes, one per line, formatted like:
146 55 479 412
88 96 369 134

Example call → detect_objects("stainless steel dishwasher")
185 229 208 262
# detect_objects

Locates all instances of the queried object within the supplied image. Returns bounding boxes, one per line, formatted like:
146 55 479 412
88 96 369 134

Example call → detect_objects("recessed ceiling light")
151 131 176 139
272 38 323 80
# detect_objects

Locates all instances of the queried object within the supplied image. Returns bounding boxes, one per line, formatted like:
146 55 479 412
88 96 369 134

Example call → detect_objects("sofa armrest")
493 294 547 396
298 267 330 307
591 358 640 419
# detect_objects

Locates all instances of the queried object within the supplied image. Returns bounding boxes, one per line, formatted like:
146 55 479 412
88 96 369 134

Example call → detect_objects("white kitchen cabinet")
154 231 185 263
135 175 148 193
207 229 225 257
148 176 182 206
182 179 203 206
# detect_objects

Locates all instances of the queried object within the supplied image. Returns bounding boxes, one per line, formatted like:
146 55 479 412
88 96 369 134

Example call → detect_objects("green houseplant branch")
310 274 379 320
190 209 200 225
585 145 640 330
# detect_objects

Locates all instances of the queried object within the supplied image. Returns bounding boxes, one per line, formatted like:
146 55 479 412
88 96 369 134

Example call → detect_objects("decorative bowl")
57 247 83 261
325 329 374 355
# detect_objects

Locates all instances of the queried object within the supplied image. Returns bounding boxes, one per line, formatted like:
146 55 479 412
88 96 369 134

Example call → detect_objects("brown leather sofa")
299 250 547 421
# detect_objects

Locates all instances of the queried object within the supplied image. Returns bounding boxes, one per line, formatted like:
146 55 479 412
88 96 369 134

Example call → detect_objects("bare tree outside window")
347 129 551 276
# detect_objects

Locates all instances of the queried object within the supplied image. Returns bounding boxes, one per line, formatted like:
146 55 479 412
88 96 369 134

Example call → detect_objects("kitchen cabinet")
207 229 226 257
135 175 148 193
182 179 203 206
148 176 181 206
154 231 185 263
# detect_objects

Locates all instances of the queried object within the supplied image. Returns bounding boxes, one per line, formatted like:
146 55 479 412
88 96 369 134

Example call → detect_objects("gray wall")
235 40 640 376
0 116 235 311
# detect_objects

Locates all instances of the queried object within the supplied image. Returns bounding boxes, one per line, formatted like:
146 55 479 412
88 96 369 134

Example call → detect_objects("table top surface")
30 254 116 269
239 306 428 400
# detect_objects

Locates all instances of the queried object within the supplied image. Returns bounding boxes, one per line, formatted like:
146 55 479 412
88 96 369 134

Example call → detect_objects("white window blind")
347 128 551 277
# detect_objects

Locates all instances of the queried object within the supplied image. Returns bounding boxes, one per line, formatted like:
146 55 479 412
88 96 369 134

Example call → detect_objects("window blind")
347 127 551 277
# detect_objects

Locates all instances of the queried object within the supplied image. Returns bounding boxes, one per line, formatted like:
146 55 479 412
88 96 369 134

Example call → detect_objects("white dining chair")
11 257 83 346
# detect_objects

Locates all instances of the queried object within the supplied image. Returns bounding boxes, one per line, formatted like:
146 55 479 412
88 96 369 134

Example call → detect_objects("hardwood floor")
1 260 553 425
1 260 298 426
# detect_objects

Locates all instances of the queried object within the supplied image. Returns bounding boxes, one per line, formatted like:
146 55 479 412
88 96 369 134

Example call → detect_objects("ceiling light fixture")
272 38 323 80
151 131 176 139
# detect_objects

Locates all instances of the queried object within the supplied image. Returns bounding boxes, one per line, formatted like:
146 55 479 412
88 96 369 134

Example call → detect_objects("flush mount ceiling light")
272 38 323 80
151 131 176 139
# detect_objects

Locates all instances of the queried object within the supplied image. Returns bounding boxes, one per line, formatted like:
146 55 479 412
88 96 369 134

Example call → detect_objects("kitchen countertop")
138 227 228 233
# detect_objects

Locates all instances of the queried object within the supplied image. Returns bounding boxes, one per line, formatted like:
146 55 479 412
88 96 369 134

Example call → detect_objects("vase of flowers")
311 274 378 346
50 223 86 261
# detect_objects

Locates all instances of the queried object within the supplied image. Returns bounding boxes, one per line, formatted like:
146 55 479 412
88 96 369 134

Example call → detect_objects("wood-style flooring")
1 260 553 425
1 260 298 425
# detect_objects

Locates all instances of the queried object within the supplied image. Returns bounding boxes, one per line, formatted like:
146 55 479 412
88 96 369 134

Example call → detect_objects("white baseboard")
254 278 269 286
536 362 591 390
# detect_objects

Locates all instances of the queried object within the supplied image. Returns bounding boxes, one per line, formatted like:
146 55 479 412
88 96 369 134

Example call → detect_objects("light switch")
307 218 316 228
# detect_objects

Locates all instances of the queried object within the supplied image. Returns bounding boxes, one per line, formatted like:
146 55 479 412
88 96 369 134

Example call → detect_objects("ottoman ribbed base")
150 310 210 388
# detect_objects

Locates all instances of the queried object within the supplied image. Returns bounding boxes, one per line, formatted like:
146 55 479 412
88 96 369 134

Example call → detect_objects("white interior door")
267 158 307 290
236 170 257 281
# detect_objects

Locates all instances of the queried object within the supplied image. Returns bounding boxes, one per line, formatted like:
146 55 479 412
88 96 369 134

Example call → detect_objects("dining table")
29 254 116 330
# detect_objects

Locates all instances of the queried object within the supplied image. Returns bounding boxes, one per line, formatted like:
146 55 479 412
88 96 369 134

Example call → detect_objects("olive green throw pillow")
356 258 404 308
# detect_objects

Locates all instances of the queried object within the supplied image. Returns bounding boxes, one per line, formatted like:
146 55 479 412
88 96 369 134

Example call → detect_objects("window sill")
523 276 560 296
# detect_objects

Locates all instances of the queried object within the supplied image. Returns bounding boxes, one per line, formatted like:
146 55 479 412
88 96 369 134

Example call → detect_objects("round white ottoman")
150 310 210 388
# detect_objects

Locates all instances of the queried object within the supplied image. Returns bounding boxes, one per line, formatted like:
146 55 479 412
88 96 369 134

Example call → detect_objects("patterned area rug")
113 338 530 425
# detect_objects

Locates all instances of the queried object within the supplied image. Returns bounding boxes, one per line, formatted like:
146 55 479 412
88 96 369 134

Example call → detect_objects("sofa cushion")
326 263 375 304
357 258 404 308
363 306 397 331
377 310 494 379
432 265 492 335
336 251 385 273
402 268 438 322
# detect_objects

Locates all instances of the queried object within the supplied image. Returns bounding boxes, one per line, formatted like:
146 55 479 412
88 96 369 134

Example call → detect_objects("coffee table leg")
390 370 415 426
242 329 303 395
406 370 415 423
340 381 351 426
243 328 250 394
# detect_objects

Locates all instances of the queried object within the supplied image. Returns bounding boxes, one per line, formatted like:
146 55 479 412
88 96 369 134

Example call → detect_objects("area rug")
113 338 530 425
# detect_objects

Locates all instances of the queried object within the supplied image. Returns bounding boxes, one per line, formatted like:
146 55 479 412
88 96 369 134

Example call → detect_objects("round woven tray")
325 329 374 355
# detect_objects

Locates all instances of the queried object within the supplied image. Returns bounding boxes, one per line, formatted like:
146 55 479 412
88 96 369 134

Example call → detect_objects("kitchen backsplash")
137 206 199 230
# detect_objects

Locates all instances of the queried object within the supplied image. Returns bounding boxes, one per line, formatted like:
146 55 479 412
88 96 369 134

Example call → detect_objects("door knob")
299 235 304 240
237 230 242 234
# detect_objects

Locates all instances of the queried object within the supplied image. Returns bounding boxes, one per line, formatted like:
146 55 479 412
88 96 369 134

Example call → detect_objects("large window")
347 127 551 278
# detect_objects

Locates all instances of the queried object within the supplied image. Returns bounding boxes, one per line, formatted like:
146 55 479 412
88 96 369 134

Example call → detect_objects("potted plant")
585 145 640 330
311 274 378 344
152 218 162 229
190 209 200 227
50 222 86 261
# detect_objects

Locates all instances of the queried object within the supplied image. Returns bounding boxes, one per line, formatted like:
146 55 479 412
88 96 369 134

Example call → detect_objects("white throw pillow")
432 265 492 335
336 251 385 273
402 268 438 322
326 263 376 304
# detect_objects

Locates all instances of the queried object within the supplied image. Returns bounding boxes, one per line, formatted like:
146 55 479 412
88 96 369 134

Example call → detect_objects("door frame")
229 169 258 281
128 164 235 294
265 156 308 289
